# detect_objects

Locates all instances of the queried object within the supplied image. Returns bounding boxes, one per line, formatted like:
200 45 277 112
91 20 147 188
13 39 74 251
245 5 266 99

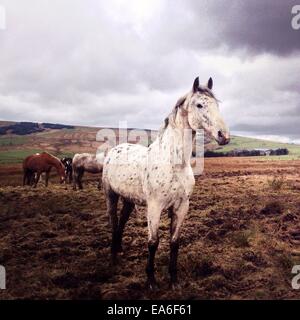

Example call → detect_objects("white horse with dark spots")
72 153 104 190
102 77 230 289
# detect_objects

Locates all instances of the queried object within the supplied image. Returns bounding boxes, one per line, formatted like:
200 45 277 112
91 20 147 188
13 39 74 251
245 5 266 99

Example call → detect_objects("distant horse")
61 157 73 183
23 152 66 187
102 77 230 289
72 153 104 190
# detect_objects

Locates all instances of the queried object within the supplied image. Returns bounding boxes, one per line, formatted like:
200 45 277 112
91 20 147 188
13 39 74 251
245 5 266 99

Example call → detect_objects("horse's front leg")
72 170 77 190
45 171 50 187
33 172 41 188
146 201 162 290
69 170 73 184
169 199 189 288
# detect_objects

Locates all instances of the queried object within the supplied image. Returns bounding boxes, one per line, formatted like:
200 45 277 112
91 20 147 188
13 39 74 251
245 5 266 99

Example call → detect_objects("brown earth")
0 158 300 300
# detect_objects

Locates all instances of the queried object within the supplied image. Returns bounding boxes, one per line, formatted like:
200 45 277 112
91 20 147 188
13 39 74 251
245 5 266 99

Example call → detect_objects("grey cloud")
151 0 300 55
0 0 299 143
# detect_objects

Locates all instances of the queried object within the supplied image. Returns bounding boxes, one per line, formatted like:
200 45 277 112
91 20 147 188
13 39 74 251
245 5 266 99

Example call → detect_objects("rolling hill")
0 120 299 164
211 135 300 160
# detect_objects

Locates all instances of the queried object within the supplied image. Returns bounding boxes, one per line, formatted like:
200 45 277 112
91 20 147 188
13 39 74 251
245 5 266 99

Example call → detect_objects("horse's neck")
47 156 62 172
152 116 194 168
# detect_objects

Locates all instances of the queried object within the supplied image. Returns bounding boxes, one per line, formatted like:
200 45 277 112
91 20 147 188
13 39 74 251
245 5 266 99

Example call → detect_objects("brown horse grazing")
23 152 66 187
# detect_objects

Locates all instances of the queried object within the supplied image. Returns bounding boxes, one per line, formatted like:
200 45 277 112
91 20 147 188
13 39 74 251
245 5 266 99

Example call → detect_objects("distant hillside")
0 120 153 163
0 121 74 135
211 135 300 159
0 120 299 163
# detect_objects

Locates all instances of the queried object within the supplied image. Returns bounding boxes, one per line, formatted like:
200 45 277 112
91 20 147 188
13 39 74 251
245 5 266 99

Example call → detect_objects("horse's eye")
197 103 204 109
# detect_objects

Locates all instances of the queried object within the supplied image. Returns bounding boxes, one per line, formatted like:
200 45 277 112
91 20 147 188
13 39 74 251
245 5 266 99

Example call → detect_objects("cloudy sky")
0 0 300 142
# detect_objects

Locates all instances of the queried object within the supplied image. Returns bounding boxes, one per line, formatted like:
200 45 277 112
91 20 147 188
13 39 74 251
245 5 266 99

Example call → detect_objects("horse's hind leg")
105 188 120 263
45 170 50 187
33 172 41 188
77 169 84 189
68 170 73 184
23 170 27 186
72 168 78 190
115 200 135 252
73 168 83 190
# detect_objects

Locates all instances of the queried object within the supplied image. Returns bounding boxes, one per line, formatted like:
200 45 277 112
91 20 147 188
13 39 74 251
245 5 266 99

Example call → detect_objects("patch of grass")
260 201 284 216
191 255 216 278
254 289 269 300
56 152 75 159
0 149 74 164
213 135 300 160
268 176 285 191
231 230 252 248
0 136 28 146
275 252 294 272
0 149 43 164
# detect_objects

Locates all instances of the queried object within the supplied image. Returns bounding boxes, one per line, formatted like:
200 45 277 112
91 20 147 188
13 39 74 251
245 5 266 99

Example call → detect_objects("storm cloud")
0 0 299 142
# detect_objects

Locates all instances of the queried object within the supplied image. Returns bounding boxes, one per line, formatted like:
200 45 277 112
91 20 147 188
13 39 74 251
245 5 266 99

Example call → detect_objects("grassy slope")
0 136 28 146
0 149 43 164
0 120 300 163
0 149 75 164
214 135 300 160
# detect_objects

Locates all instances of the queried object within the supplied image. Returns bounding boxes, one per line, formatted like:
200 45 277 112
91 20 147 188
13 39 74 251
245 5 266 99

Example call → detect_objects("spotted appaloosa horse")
102 77 230 289
61 157 73 184
72 153 104 190
23 152 66 187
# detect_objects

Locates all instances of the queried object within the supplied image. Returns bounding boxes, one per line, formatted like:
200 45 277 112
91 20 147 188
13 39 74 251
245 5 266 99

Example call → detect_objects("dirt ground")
0 157 300 300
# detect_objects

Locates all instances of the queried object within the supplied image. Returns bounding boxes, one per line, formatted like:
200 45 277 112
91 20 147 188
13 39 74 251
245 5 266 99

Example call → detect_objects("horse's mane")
157 92 189 139
42 152 64 167
158 86 217 139
197 85 216 99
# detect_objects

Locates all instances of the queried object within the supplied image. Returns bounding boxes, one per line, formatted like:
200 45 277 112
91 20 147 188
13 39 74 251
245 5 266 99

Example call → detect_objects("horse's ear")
193 77 199 93
175 95 186 108
207 77 213 90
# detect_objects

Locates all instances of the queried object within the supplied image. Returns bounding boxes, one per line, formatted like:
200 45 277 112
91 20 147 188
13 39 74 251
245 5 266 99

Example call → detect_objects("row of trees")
0 122 74 135
204 148 289 158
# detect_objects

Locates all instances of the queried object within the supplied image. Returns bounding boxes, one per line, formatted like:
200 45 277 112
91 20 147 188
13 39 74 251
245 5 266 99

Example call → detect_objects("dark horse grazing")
61 157 73 183
23 152 66 187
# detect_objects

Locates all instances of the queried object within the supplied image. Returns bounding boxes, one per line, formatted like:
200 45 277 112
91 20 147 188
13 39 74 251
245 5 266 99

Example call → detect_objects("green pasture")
215 136 300 160
0 149 74 164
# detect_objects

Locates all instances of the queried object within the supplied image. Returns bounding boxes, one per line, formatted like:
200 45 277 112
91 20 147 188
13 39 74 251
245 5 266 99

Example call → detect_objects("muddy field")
0 158 300 300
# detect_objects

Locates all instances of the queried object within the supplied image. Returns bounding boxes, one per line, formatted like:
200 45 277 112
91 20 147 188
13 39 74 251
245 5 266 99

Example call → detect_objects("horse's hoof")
146 280 159 291
111 253 119 266
116 245 123 253
169 282 181 291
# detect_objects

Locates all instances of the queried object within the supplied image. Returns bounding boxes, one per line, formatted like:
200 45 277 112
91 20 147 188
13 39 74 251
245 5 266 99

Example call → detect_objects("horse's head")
59 161 67 184
61 157 72 172
184 77 230 146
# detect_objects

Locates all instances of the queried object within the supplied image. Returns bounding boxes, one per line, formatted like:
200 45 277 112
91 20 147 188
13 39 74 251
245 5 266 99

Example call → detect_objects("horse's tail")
95 151 106 168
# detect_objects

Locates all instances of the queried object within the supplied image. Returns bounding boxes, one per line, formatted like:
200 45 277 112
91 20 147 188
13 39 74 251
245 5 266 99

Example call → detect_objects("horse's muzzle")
217 130 230 145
